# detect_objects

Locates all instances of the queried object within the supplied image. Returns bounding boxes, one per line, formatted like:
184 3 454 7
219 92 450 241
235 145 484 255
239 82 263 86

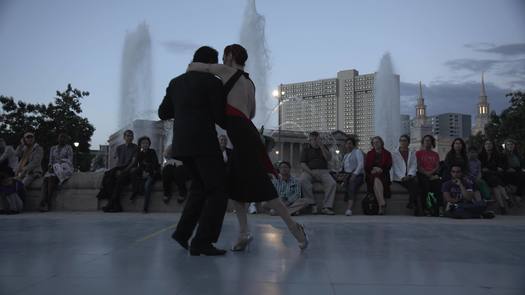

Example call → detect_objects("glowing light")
73 142 80 147
275 150 280 155
335 150 340 154
272 89 279 97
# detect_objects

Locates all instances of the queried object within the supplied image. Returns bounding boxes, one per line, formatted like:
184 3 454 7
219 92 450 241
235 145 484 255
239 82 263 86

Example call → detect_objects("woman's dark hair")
138 136 151 146
445 138 468 170
421 134 436 148
467 146 478 153
224 44 248 66
345 136 357 146
279 161 291 169
370 136 384 148
193 46 218 64
399 134 410 144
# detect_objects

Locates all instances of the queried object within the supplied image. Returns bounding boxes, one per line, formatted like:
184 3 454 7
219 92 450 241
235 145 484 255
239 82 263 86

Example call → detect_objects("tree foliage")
0 84 95 171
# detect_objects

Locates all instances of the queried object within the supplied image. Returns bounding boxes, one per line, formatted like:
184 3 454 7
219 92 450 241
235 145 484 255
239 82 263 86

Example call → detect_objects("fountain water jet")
374 53 401 151
240 0 271 128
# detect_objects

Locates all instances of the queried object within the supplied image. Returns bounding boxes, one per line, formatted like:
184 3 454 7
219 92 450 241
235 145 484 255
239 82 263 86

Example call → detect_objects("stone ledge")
19 172 525 215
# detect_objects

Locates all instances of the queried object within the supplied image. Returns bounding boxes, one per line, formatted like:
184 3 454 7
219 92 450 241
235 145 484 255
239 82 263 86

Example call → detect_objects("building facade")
277 69 399 148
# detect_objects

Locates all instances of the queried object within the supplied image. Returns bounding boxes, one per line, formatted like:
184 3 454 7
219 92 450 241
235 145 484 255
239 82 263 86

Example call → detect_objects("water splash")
240 0 271 128
119 22 153 128
374 53 401 151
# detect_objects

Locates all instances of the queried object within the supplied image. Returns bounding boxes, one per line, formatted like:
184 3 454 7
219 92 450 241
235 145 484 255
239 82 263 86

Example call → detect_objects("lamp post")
272 85 284 161
73 142 79 171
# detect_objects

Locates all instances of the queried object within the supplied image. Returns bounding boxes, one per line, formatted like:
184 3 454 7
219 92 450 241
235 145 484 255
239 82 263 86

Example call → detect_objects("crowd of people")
1 129 524 219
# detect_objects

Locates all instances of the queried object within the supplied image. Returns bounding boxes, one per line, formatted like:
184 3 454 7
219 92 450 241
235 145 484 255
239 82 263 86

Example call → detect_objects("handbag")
362 193 379 215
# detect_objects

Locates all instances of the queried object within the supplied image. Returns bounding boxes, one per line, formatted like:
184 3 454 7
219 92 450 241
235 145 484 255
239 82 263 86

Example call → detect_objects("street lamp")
273 85 284 160
73 142 80 171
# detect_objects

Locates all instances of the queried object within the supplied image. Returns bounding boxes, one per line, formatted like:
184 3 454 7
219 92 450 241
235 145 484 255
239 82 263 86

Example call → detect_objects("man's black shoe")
171 232 188 250
189 245 227 256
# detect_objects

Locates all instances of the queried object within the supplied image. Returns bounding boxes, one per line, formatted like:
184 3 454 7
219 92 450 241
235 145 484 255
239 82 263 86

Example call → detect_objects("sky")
1 0 524 147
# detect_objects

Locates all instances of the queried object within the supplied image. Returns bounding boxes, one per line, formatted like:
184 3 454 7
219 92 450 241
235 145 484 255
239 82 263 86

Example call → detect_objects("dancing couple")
158 44 308 256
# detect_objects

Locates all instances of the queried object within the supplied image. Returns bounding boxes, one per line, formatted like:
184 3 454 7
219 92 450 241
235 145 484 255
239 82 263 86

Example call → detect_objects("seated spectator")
442 164 495 219
265 161 308 216
90 154 107 172
131 136 160 213
299 131 336 215
101 130 138 213
443 138 469 181
365 136 392 215
0 138 17 177
161 144 189 204
502 139 524 202
416 135 443 216
15 132 44 187
479 139 510 214
391 134 421 216
467 146 491 201
39 133 74 212
340 136 364 216
0 171 26 214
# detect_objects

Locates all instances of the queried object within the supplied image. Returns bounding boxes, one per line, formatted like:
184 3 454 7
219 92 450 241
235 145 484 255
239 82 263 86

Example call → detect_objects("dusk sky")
1 0 524 147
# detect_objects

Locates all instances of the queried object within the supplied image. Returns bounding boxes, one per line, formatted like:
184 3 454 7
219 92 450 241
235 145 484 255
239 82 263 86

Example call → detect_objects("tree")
0 84 95 171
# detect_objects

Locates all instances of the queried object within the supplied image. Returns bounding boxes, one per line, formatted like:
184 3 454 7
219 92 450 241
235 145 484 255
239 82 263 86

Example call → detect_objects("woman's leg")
143 176 155 212
373 177 386 206
265 198 307 244
233 201 249 236
46 176 58 208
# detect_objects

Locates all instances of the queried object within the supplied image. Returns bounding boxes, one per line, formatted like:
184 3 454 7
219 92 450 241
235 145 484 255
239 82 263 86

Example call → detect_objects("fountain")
374 53 401 151
118 22 153 129
240 0 271 128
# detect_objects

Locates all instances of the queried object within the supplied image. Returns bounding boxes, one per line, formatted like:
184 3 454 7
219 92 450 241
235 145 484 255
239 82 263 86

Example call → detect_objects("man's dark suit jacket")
158 71 226 158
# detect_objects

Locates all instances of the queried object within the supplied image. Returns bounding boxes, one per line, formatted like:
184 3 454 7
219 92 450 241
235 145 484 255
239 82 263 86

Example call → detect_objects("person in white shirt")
390 134 422 216
341 137 365 216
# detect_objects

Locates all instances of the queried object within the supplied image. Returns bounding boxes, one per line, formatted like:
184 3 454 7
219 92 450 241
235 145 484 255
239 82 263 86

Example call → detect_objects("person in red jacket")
365 136 392 215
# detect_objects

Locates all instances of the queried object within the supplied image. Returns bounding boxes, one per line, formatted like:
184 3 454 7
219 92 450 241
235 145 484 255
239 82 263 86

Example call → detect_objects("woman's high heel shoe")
231 234 253 251
294 223 309 250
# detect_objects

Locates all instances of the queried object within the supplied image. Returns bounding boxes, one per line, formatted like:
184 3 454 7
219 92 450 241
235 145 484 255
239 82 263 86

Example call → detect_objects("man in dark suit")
158 46 228 256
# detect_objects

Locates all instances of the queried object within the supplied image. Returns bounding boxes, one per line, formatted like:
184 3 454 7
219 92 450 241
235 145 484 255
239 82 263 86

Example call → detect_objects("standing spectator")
391 135 421 216
39 133 74 212
267 161 308 216
479 139 510 214
15 132 43 187
416 135 443 216
102 130 138 213
443 138 469 181
365 136 392 215
161 144 189 204
131 136 160 213
299 131 336 215
0 138 17 177
468 146 491 201
341 137 364 216
442 164 495 219
502 139 524 201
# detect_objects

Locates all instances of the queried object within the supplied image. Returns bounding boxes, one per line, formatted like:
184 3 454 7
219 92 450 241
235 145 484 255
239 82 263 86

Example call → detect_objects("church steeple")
416 81 427 121
474 73 490 135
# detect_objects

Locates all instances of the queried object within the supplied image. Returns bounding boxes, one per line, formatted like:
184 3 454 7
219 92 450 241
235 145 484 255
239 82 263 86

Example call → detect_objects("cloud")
400 81 513 118
444 59 500 72
476 43 525 56
161 40 200 54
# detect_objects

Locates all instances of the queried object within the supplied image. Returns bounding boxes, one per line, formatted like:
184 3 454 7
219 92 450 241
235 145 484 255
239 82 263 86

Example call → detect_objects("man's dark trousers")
174 154 227 248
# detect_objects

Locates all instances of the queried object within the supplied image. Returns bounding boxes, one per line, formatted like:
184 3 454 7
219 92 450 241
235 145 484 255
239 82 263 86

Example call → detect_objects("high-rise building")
473 73 490 135
431 113 472 139
277 69 399 147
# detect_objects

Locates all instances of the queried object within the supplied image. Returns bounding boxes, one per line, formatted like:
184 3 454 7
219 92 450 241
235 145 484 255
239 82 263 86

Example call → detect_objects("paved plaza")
1 213 524 295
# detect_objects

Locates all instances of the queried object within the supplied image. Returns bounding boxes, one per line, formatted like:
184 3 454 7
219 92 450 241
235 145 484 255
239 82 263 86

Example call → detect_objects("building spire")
418 81 423 101
480 72 487 97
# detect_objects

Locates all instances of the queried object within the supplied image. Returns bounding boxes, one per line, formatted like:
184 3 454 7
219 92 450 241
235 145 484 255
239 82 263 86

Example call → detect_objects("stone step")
18 172 525 216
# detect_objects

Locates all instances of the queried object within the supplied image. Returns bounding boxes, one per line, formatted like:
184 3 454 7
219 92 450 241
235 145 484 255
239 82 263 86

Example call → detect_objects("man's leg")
287 198 309 215
190 156 228 248
161 165 174 198
299 172 316 206
173 158 206 243
319 170 337 210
